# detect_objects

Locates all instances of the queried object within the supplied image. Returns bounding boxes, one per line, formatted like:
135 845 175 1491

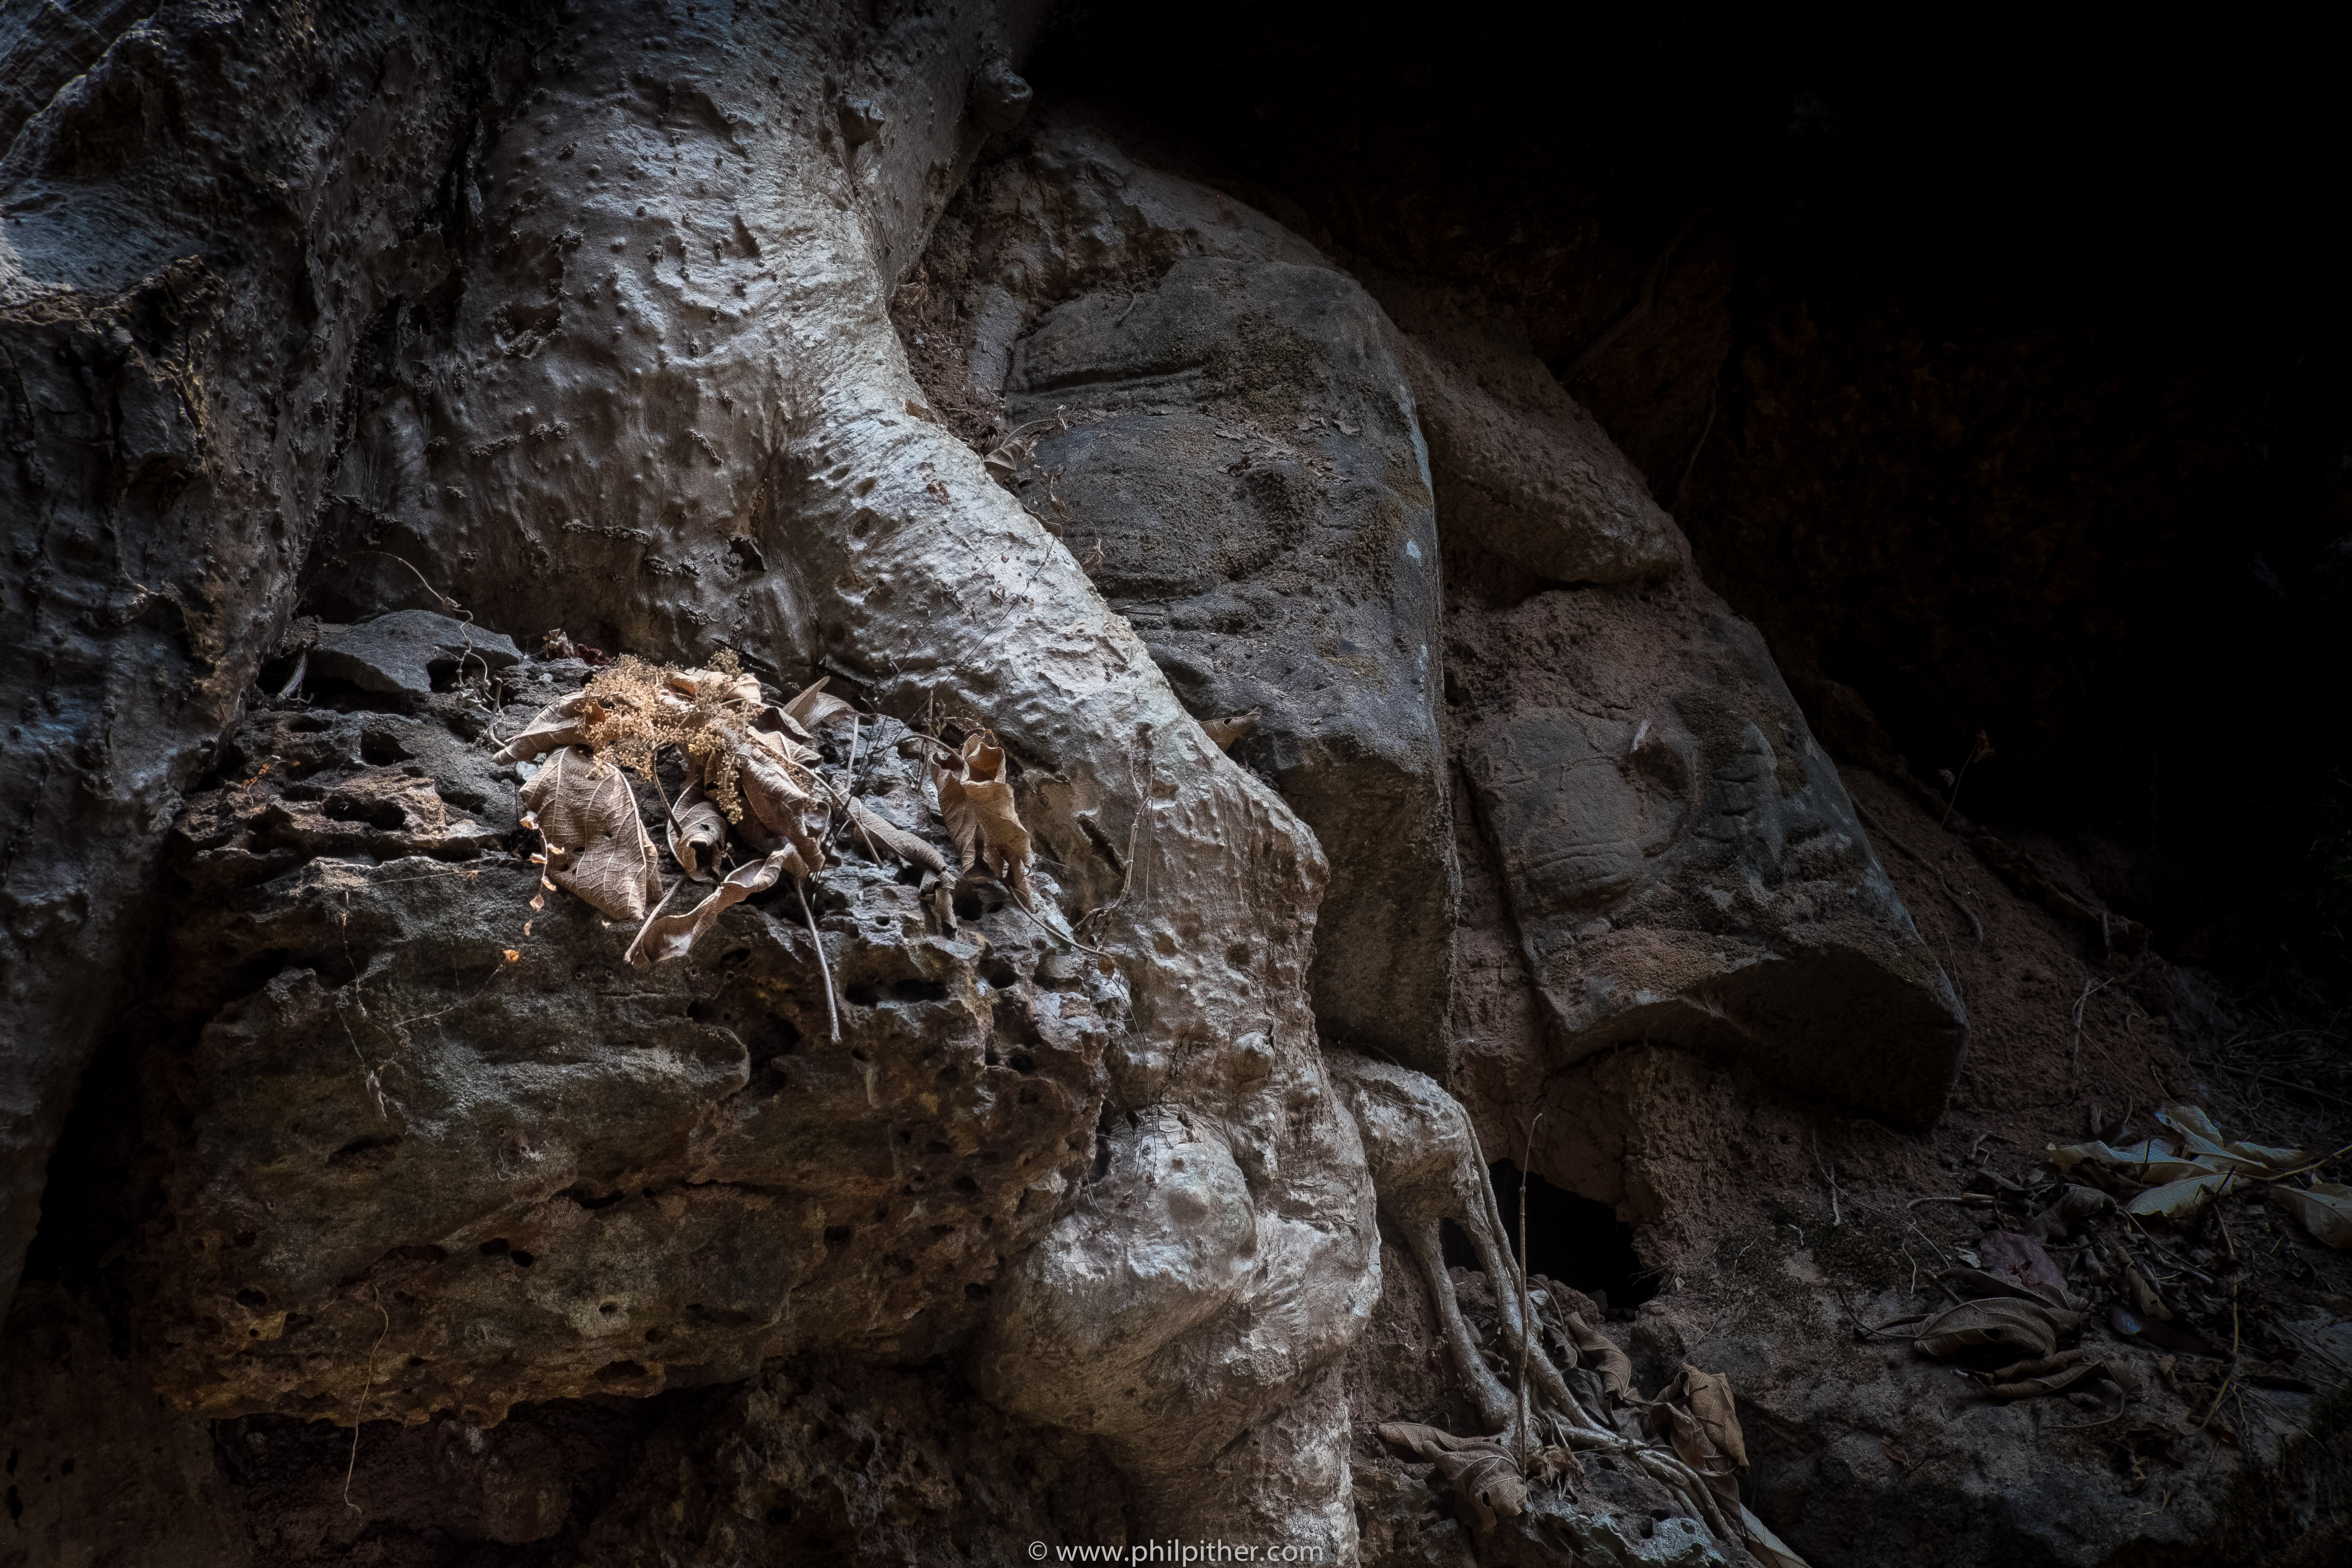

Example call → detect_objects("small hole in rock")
1478 1161 1656 1309
329 1133 401 1171
359 728 413 765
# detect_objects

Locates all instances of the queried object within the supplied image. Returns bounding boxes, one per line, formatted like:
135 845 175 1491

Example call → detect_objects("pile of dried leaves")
1887 1102 2350 1435
2050 1103 2352 1244
493 654 1031 990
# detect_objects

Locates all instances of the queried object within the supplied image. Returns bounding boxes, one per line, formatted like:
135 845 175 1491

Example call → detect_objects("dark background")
1030 3 2351 990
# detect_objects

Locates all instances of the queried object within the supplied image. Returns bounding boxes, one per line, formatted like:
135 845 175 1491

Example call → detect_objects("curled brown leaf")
625 849 801 969
1912 1298 2082 1360
1971 1347 2138 1401
1978 1229 2071 1303
666 782 729 882
1937 1266 2073 1313
1561 1312 1635 1401
519 746 662 921
493 693 591 764
847 797 947 873
1376 1422 1527 1531
1680 1363 1747 1471
783 675 853 730
1200 708 1262 751
932 730 1032 904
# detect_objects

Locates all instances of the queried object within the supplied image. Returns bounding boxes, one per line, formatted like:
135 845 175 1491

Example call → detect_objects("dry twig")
797 881 842 1043
343 1292 392 1514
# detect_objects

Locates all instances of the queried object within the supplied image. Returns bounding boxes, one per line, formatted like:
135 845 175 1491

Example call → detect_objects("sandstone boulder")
1448 569 1967 1129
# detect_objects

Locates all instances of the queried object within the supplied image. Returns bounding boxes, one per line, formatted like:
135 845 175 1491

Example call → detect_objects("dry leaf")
846 797 947 873
2047 1138 2216 1186
783 676 852 729
1529 1445 1582 1483
667 782 729 882
1560 1312 1634 1401
2155 1104 2307 1173
932 730 1032 904
1645 1365 1743 1509
1680 1363 1747 1471
2128 1169 2245 1221
520 746 662 921
1978 1230 2071 1302
626 849 800 969
1972 1348 2137 1401
2272 1182 2352 1248
2029 1184 2112 1241
1200 708 1262 751
1913 1298 2081 1360
1376 1423 1526 1531
503 949 520 963
666 664 763 709
2049 1108 2309 1220
1938 1265 2072 1312
493 693 592 763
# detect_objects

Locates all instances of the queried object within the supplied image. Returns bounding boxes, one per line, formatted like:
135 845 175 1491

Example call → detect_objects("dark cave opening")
1029 1 2352 989
1438 1163 1657 1313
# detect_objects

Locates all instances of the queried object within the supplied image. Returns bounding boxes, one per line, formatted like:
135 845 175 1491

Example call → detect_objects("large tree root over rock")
1 0 1379 1548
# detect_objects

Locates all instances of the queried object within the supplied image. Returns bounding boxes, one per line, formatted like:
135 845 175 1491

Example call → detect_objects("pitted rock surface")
137 680 1117 1425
